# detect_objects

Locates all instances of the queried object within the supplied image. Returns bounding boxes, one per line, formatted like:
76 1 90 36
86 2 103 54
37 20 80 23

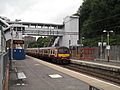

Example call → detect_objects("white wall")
59 16 79 47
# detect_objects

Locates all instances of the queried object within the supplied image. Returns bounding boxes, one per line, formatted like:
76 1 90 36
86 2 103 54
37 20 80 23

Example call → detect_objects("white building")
59 16 79 47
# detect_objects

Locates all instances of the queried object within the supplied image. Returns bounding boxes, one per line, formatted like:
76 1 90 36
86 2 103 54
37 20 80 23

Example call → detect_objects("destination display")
13 40 24 44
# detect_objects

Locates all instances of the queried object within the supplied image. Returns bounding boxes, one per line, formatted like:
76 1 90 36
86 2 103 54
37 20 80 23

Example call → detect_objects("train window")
47 50 49 53
48 50 50 53
53 50 55 54
44 50 48 54
52 50 54 54
77 46 79 54
51 50 53 54
50 50 52 54
58 48 69 54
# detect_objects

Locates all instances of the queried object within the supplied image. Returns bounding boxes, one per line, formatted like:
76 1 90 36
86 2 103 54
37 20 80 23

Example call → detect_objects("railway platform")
9 56 89 90
9 56 120 90
71 59 120 71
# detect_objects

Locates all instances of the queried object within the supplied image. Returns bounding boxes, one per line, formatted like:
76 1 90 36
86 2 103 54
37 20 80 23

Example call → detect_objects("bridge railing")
24 27 78 36
24 27 64 36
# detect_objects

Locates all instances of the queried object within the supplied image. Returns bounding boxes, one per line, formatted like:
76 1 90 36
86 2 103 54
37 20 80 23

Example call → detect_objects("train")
26 46 71 64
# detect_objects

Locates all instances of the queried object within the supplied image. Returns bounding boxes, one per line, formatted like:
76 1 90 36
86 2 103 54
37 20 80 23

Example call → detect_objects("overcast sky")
0 0 83 24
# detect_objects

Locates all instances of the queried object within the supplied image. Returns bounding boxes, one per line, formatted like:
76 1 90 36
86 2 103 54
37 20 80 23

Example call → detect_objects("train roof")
27 46 69 50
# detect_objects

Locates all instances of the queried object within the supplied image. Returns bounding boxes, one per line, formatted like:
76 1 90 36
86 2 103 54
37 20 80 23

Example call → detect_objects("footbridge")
1 15 79 47
8 21 64 36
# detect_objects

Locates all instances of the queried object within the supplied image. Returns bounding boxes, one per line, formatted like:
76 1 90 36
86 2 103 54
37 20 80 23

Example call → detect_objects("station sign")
13 40 24 44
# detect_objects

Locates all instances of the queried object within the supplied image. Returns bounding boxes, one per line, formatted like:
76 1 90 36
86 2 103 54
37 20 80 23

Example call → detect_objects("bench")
17 72 27 80
14 68 27 85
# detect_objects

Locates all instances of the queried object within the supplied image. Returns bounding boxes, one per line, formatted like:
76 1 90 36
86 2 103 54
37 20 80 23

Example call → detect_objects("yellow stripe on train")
58 54 70 57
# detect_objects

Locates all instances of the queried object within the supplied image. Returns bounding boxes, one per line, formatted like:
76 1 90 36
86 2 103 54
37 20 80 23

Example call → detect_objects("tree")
27 36 57 48
28 41 38 48
37 36 54 47
78 0 120 46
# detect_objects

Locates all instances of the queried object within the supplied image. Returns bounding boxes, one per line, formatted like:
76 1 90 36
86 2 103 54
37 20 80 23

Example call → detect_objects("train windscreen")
58 47 69 54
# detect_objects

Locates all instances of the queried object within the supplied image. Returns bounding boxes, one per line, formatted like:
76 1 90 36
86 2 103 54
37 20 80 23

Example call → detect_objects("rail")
62 63 120 85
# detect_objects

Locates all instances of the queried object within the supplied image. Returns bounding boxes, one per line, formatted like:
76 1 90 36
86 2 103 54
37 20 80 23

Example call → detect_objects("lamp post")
80 36 84 47
10 27 13 70
103 30 113 62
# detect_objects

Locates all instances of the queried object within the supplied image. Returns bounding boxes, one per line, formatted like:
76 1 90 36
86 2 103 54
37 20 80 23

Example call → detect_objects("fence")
0 52 9 90
70 46 98 60
0 25 9 90
70 46 120 62
98 45 120 62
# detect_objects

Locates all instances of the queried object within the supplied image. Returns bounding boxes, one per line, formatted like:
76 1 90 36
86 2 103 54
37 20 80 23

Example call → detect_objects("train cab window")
58 48 69 54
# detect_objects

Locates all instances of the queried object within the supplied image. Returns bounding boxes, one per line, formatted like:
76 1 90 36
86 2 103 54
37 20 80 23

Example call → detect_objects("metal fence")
70 46 120 62
0 52 9 90
0 25 9 90
96 45 120 62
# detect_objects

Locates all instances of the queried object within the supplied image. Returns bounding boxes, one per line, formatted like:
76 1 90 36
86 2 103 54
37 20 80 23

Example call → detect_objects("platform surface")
9 56 89 90
71 59 120 69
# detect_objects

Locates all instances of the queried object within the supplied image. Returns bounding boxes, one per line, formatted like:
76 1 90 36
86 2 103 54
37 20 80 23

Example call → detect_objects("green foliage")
28 41 38 48
78 0 120 46
28 36 53 48
37 36 52 47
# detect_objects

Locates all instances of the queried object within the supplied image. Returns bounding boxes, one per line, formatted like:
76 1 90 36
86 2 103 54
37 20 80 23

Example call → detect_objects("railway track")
60 63 120 85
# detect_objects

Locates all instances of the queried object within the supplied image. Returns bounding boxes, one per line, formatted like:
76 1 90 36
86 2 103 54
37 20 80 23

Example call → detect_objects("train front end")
57 47 70 64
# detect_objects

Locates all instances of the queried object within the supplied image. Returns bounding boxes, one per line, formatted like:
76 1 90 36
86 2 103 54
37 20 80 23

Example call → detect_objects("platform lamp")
103 30 113 62
80 36 84 47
